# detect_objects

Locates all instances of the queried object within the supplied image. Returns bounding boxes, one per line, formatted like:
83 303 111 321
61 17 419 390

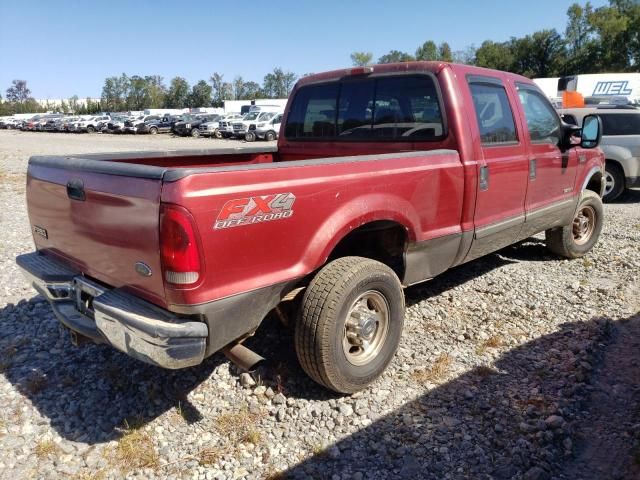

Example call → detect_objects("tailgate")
26 159 167 307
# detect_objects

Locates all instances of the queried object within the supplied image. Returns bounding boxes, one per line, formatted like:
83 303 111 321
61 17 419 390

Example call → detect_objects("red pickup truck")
17 62 605 393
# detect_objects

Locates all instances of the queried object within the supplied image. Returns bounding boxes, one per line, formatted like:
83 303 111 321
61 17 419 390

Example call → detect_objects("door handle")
479 165 489 191
529 158 537 180
66 179 86 201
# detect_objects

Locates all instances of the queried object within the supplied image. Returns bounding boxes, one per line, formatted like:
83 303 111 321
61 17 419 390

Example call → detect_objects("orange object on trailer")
562 90 585 108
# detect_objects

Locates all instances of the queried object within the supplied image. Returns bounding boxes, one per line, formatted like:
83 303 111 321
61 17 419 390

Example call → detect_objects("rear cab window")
284 75 445 141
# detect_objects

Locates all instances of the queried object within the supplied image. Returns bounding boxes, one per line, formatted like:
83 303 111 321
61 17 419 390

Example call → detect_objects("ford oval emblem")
135 262 153 277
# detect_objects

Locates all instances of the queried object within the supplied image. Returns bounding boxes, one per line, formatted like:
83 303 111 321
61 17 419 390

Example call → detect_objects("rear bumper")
16 252 208 369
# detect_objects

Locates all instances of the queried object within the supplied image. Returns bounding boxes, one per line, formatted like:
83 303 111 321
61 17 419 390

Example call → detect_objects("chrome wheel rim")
573 205 596 245
604 171 615 196
343 290 389 366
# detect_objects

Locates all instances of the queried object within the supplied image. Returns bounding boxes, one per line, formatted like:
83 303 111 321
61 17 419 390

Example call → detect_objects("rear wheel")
545 190 603 259
294 256 405 394
603 161 625 202
265 131 276 142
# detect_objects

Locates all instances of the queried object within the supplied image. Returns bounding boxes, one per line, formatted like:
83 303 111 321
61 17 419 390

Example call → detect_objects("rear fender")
302 193 420 273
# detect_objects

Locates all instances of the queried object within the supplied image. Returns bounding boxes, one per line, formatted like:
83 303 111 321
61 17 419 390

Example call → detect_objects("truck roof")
295 61 535 88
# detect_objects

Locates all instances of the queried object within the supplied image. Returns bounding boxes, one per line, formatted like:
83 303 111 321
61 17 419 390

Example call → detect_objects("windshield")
244 112 260 120
182 114 196 121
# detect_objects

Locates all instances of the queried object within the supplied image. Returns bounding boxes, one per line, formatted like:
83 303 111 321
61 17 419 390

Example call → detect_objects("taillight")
160 204 203 287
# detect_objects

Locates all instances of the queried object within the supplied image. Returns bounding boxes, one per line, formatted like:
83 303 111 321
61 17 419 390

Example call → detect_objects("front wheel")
86 125 95 133
545 190 603 259
191 128 200 138
244 131 256 142
149 127 158 135
213 129 222 139
603 162 625 202
294 256 405 394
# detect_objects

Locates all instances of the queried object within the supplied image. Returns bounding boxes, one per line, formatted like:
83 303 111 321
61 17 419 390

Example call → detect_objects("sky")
0 0 609 99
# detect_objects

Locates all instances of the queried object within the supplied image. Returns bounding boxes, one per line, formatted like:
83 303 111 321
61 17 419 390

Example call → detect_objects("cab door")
514 83 579 236
464 75 529 261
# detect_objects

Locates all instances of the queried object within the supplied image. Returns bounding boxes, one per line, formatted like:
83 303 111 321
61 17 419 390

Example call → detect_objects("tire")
545 190 603 259
265 130 276 142
603 161 625 202
294 256 405 394
213 129 222 139
86 125 95 133
149 127 158 135
244 131 256 142
191 128 200 138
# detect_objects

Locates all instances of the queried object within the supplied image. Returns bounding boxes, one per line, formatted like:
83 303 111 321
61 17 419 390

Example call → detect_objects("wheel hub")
343 291 390 366
572 205 596 245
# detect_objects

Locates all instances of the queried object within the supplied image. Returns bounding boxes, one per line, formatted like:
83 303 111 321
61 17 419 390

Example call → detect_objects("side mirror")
580 114 602 149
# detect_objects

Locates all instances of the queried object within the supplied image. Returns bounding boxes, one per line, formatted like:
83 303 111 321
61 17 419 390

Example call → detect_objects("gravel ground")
0 130 639 480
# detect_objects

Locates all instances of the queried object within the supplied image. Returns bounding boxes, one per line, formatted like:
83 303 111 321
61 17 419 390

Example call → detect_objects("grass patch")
476 335 504 355
582 257 593 268
74 470 106 480
34 439 59 459
214 407 262 443
411 354 453 383
106 420 159 473
197 446 226 466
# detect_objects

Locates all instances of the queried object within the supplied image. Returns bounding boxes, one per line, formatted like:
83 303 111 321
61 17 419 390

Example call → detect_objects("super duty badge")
214 193 296 230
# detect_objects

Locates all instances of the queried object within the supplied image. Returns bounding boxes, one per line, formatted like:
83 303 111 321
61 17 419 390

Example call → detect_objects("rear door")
514 83 579 235
464 75 529 261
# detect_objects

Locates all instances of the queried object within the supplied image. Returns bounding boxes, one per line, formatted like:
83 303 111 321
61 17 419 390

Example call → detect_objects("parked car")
104 116 128 134
232 109 282 138
197 115 225 138
74 115 111 133
217 113 244 138
16 62 605 394
252 113 283 141
123 115 160 134
173 114 216 137
560 106 640 201
137 115 182 134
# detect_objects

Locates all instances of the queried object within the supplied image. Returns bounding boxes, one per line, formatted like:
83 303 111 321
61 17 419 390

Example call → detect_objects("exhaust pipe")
222 343 265 372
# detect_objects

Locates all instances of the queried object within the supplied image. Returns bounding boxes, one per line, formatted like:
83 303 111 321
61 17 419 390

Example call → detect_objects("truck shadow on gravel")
0 238 607 449
0 296 226 444
280 315 639 480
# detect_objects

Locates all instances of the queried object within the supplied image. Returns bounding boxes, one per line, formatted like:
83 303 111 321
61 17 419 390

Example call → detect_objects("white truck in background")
535 73 640 106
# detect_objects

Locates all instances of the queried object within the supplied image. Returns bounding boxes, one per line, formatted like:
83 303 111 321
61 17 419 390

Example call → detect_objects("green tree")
350 51 373 66
453 46 477 65
415 41 438 61
145 75 167 108
6 80 31 103
474 40 514 71
210 73 234 106
262 68 297 98
377 50 415 64
165 77 190 108
565 3 598 73
101 74 129 111
510 30 566 77
242 81 262 99
189 80 213 107
126 76 151 110
438 42 453 62
232 76 246 100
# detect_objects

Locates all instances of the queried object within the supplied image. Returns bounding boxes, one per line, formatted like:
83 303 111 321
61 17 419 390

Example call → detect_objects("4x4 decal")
214 193 296 229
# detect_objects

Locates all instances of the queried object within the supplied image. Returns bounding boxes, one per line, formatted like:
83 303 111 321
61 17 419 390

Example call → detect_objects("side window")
600 114 640 136
516 86 561 145
468 82 518 145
